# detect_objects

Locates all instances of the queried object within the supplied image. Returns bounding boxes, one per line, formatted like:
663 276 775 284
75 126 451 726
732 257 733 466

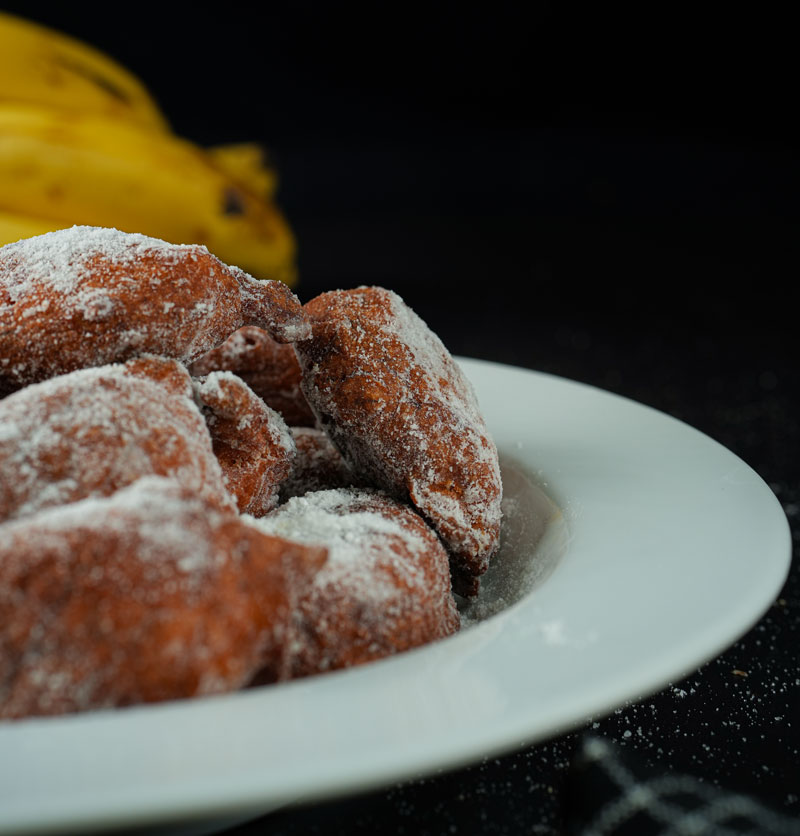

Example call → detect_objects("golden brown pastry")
190 326 316 426
0 478 327 720
278 426 362 502
0 355 235 523
294 286 502 597
253 488 460 677
192 371 296 516
0 226 310 395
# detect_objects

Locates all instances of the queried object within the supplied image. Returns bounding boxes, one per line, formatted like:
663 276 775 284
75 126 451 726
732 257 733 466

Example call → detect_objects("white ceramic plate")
0 359 791 835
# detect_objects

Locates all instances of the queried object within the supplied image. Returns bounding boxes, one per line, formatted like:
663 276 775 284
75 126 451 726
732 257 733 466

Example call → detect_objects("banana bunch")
0 12 295 285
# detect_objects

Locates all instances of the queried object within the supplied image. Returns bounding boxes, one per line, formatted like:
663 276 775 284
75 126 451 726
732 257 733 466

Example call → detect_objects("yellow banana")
0 209 67 246
0 12 169 131
0 104 296 285
207 142 278 202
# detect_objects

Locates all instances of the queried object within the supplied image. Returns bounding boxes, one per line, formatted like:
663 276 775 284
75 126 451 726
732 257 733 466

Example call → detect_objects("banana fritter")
0 478 327 720
193 371 296 516
0 224 504 721
190 326 316 426
278 426 362 503
0 226 310 395
253 488 460 677
294 287 502 597
0 355 234 523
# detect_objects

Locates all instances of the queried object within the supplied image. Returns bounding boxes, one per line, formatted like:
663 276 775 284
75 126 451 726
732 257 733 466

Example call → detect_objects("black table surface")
3 6 798 833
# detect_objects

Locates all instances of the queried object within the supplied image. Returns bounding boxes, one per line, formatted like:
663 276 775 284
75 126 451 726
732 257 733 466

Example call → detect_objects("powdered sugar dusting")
0 475 312 719
191 370 296 516
0 226 310 391
296 287 503 597
189 326 316 426
250 488 460 675
0 477 226 577
0 229 510 717
254 489 428 595
0 356 234 522
0 226 202 302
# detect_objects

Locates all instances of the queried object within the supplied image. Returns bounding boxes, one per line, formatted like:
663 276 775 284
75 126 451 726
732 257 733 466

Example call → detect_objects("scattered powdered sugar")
539 619 568 645
456 456 567 625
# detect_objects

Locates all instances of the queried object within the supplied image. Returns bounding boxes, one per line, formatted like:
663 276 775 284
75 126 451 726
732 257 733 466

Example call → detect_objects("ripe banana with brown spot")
0 105 296 285
208 143 278 202
0 12 169 131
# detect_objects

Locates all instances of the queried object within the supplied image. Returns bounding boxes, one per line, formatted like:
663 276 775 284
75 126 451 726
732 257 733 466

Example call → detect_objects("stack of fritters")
0 227 502 720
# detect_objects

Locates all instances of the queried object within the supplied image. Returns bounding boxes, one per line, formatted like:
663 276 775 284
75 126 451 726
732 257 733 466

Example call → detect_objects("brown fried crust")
278 426 363 502
192 371 296 516
295 287 502 598
0 226 310 392
190 326 316 426
0 478 327 720
256 488 460 677
0 355 235 524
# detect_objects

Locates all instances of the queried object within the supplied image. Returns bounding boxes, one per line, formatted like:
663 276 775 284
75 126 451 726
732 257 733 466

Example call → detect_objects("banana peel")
0 14 296 286
0 11 169 131
207 143 279 203
0 209 67 244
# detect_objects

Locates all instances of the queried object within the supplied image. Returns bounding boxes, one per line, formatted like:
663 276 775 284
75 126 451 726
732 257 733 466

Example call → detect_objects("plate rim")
0 357 791 834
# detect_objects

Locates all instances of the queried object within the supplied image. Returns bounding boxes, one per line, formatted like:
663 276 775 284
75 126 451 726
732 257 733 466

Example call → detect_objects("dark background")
8 3 797 339
4 4 797 833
